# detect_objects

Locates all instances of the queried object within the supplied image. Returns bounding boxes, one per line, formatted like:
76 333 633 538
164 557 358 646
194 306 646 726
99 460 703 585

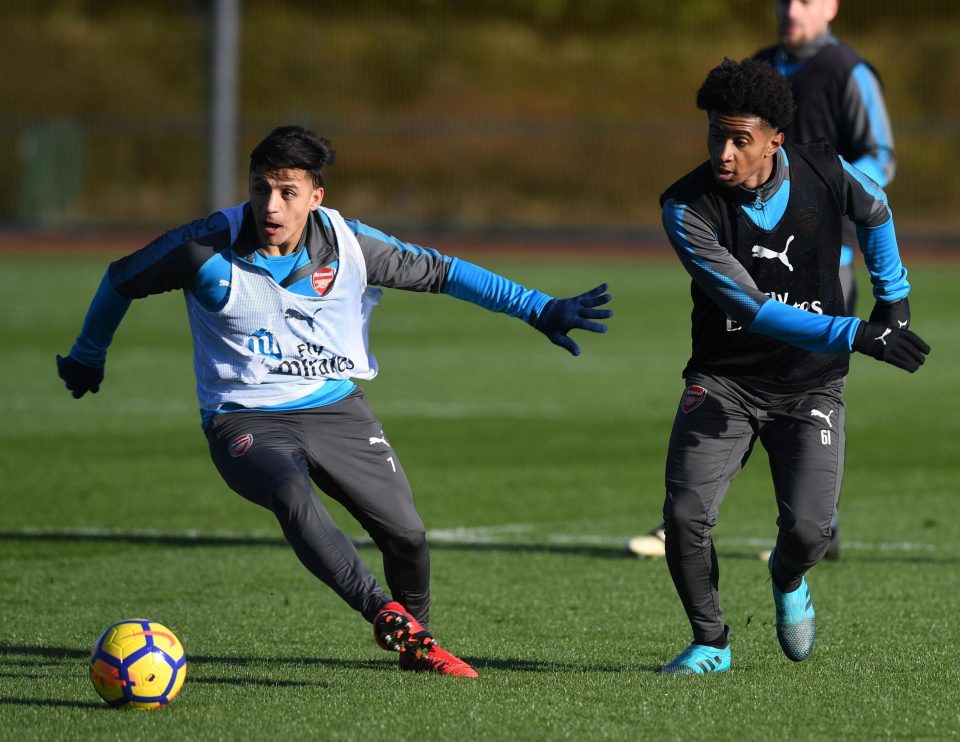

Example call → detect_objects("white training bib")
185 206 380 411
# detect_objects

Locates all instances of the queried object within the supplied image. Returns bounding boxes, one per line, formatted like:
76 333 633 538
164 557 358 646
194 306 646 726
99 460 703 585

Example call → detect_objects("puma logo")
752 235 795 271
284 307 322 330
368 431 390 447
876 328 892 345
898 320 908 329
810 409 834 428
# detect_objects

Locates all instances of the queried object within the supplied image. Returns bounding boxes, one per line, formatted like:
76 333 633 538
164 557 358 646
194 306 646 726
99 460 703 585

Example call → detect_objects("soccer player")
629 0 898 561
56 125 613 678
656 58 928 674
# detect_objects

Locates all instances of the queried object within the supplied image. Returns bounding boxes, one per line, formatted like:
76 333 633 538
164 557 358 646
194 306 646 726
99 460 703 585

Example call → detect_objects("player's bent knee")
384 528 428 563
664 490 717 535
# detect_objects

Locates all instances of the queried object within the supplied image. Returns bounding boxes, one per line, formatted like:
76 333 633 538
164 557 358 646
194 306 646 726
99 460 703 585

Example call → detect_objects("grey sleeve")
109 214 232 298
839 158 891 228
840 62 896 187
661 198 769 325
346 218 451 292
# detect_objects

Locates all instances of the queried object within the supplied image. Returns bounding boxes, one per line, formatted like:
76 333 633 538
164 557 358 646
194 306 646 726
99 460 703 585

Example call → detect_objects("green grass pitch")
1 250 958 739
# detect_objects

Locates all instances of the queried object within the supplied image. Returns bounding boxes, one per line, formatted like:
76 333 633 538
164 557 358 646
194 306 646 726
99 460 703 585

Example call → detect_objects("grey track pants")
663 372 845 644
205 388 430 626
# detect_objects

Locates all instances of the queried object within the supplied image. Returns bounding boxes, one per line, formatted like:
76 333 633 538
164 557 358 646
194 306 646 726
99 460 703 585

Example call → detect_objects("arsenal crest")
228 433 254 457
311 266 335 296
680 385 707 414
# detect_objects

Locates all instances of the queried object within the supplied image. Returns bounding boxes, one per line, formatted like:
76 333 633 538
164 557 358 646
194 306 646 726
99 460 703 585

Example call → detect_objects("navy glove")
534 283 612 356
852 320 930 373
56 354 104 398
868 297 910 330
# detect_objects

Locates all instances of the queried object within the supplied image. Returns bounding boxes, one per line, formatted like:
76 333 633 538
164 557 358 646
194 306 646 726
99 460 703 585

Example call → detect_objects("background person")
754 0 899 558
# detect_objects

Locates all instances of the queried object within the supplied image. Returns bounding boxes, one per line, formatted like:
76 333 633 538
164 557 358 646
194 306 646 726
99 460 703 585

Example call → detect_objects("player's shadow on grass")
0 697 103 709
189 652 396 673
0 647 106 708
188 675 332 688
0 643 655 681
0 530 287 549
0 645 87 661
0 643 398 695
472 657 635 673
2 530 956 564
1 644 630 690
0 529 627 560
428 541 630 560
193 652 644 674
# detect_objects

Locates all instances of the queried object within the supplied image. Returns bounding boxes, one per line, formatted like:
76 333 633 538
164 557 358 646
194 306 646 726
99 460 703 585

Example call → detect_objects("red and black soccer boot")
373 601 478 678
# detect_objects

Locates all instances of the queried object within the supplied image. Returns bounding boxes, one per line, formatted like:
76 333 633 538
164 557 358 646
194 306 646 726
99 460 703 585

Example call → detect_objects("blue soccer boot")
660 635 731 675
768 549 816 661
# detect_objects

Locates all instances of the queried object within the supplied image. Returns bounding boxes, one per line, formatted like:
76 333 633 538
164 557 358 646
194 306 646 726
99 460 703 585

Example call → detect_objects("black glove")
56 354 104 398
868 297 910 330
852 320 930 373
534 283 612 356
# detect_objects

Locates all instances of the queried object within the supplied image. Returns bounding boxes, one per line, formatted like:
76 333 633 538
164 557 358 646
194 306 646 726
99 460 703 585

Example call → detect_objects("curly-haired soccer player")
56 125 612 678
656 58 929 674
631 1 900 564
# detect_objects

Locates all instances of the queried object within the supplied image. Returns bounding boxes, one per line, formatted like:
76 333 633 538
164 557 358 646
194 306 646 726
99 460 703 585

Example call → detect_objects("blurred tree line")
1 0 958 238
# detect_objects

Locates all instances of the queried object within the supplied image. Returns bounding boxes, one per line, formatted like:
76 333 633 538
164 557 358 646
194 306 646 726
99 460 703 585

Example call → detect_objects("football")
89 619 187 709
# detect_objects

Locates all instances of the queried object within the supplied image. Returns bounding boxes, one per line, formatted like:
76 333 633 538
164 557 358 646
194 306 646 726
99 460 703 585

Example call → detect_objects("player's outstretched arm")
533 284 612 356
439 258 611 355
56 270 133 399
55 214 232 400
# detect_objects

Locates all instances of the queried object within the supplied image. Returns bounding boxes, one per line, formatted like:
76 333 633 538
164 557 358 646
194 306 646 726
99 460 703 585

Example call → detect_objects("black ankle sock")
773 573 803 593
771 556 803 593
701 626 729 650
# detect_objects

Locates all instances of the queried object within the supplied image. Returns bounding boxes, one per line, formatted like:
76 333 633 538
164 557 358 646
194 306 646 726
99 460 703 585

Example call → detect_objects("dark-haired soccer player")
656 59 928 674
56 125 612 678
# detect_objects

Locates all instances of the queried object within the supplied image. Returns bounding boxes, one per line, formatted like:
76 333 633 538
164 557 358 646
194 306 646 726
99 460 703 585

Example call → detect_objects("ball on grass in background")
89 619 186 709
